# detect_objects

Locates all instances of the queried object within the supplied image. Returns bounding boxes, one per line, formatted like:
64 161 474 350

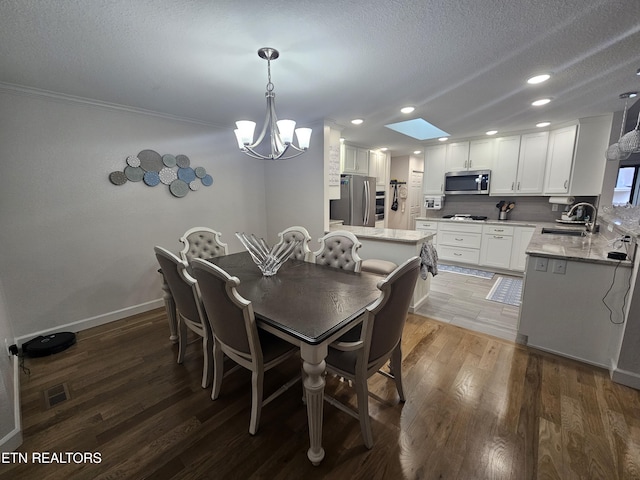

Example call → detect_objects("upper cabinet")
543 125 577 195
445 139 494 172
423 144 447 195
341 143 369 175
490 136 521 195
489 131 549 195
369 149 389 187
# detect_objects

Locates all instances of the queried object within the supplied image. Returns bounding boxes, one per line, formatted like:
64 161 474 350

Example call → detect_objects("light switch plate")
534 258 548 272
552 259 567 274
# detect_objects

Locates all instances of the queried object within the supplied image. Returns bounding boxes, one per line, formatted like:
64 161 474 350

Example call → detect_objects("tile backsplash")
421 195 597 223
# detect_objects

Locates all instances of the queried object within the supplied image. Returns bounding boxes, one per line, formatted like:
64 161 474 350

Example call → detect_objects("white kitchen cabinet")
543 125 577 195
490 136 521 195
341 144 369 175
515 131 549 195
369 149 389 188
479 225 514 269
468 138 494 170
510 227 535 272
437 222 482 264
423 144 446 195
444 141 470 171
415 219 439 248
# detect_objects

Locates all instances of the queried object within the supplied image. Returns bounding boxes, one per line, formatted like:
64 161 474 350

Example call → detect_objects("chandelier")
234 48 312 160
606 92 638 161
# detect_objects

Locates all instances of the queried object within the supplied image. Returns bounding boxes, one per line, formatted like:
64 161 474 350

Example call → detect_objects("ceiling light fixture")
606 92 637 161
438 137 448 142
401 106 415 114
486 130 498 135
527 74 551 84
536 122 551 128
234 48 311 160
532 98 551 106
636 68 640 76
351 118 364 125
413 150 422 155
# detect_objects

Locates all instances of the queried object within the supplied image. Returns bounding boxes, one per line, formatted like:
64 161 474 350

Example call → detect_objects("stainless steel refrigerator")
330 174 376 226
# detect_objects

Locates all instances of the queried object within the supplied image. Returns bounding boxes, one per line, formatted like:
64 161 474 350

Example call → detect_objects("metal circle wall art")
109 149 213 198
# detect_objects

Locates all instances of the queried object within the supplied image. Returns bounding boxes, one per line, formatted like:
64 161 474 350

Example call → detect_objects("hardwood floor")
3 308 640 479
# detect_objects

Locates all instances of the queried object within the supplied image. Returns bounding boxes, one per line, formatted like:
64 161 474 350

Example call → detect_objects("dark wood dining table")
206 251 382 465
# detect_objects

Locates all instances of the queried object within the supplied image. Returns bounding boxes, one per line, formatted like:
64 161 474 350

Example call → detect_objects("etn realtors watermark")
2 451 102 464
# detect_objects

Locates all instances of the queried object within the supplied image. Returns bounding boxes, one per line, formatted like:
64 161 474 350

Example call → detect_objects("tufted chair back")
179 227 229 263
314 230 363 272
275 226 313 262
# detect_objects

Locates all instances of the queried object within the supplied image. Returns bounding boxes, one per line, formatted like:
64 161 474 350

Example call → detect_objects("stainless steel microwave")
444 170 490 195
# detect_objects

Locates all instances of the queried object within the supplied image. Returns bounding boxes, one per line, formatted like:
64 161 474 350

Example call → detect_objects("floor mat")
486 276 522 306
437 264 495 279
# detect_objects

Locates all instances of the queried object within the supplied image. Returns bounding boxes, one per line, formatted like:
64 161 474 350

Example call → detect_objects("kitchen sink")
541 227 586 237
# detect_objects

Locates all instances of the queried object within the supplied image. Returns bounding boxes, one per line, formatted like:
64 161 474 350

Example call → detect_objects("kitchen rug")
486 276 522 306
437 264 495 279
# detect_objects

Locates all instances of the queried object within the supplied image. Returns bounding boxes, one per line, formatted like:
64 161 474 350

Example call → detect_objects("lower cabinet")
437 222 482 265
417 220 535 272
479 225 514 269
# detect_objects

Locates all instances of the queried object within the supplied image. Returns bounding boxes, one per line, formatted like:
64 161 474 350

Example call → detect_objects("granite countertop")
415 216 538 228
329 224 433 244
525 224 633 266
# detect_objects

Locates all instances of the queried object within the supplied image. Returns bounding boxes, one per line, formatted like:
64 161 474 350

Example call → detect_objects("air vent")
44 383 70 408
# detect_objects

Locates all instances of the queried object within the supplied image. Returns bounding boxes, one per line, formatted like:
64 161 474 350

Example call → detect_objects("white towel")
420 242 438 279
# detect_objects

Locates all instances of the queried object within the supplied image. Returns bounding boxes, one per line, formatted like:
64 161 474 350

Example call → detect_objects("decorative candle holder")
235 232 299 276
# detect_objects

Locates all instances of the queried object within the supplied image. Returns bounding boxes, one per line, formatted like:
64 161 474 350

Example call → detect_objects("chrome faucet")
567 202 598 233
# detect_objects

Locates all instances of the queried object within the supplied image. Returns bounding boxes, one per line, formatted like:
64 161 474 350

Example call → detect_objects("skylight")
384 118 449 141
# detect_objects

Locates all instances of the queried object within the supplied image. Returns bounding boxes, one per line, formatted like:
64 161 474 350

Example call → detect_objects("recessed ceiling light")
536 121 551 128
636 67 640 76
486 130 498 135
351 118 364 125
339 137 345 142
438 137 448 142
630 92 638 98
380 147 388 151
413 150 422 155
532 98 551 106
527 74 551 84
401 106 415 114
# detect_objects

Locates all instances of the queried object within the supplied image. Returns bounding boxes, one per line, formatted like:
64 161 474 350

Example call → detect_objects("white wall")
0 89 270 341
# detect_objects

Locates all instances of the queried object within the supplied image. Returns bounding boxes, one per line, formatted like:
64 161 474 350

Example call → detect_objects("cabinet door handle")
511 182 514 190
454 252 462 256
517 182 521 190
493 235 504 239
494 229 504 232
564 180 568 189
469 160 472 168
454 237 464 241
441 183 443 193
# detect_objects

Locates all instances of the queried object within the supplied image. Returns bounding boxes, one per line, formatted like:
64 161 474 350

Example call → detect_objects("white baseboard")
610 365 640 390
15 299 164 346
0 355 22 452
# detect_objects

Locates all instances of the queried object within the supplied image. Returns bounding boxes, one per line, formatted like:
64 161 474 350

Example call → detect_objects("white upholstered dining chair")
313 230 363 272
179 227 228 262
324 256 421 448
274 225 313 262
154 246 213 389
190 258 300 435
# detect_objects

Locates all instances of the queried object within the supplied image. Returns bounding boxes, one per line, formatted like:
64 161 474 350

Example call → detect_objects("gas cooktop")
442 214 488 221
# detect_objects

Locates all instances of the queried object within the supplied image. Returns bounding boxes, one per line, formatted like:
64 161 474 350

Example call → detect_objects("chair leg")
201 335 213 389
390 344 405 402
355 375 374 449
249 369 264 435
211 340 224 400
177 316 187 364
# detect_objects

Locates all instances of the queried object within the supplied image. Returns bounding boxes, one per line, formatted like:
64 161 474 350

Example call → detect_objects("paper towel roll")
548 196 575 205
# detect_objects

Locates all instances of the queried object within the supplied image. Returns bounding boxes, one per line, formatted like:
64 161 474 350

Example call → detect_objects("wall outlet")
534 257 548 272
552 259 567 275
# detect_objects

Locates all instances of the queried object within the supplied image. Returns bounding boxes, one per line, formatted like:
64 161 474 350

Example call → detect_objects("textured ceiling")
1 0 639 155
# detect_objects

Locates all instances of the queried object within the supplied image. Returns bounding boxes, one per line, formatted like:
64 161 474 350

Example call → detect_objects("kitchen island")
519 225 634 369
328 224 434 312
